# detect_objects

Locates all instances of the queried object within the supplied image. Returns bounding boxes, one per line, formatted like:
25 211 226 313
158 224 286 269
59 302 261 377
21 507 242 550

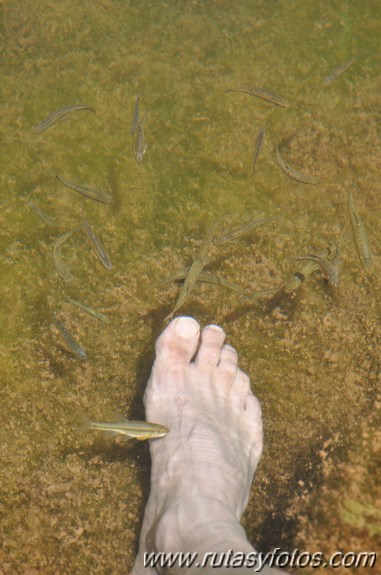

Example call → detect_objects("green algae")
341 499 381 537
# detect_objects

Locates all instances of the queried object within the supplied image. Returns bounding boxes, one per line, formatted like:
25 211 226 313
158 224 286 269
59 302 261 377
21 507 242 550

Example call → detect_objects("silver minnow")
80 416 169 440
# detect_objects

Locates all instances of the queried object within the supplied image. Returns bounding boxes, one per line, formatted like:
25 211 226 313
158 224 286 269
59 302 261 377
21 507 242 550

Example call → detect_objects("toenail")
174 317 199 338
206 324 224 333
223 344 236 353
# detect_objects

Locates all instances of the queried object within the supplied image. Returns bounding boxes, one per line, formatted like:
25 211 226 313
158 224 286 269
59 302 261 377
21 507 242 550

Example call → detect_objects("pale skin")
131 317 287 575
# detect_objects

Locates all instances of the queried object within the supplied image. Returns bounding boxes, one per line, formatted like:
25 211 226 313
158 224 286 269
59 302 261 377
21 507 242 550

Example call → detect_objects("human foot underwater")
131 317 287 575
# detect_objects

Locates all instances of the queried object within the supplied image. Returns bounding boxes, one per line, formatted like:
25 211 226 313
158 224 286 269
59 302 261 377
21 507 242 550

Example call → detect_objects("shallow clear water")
1 1 380 573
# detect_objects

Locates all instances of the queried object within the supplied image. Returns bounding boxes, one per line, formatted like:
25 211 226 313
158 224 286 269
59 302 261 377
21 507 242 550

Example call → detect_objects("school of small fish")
30 99 166 441
29 55 373 443
223 58 373 301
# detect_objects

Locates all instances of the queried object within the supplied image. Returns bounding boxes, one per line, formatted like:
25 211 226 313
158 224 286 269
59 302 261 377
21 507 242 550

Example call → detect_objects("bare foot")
131 317 271 574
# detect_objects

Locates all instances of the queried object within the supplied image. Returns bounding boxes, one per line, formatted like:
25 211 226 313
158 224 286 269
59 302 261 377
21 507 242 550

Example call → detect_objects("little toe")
244 394 262 435
155 317 200 367
244 395 263 460
195 324 226 368
217 344 238 382
244 393 262 421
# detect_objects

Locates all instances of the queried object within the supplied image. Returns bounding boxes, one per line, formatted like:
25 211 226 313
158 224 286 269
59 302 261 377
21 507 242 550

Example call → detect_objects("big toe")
155 317 200 367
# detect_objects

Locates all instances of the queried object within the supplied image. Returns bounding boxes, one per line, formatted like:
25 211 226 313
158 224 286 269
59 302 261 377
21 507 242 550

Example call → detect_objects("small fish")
135 111 148 163
274 145 320 185
216 217 275 245
295 248 340 287
164 220 273 321
347 190 373 273
34 104 95 134
283 270 314 294
165 269 248 295
56 174 112 205
53 230 75 282
130 95 141 134
282 257 323 294
284 244 340 293
323 57 357 86
64 294 109 323
196 272 247 296
159 268 190 286
79 415 169 441
81 218 112 270
27 201 57 226
226 86 290 108
253 127 265 175
53 317 87 360
165 226 218 322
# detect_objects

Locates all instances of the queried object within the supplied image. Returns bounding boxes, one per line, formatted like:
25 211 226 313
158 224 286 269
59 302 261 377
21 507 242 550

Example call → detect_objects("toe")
230 369 251 410
217 344 238 382
195 324 226 368
244 395 263 460
244 393 262 421
155 317 200 367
